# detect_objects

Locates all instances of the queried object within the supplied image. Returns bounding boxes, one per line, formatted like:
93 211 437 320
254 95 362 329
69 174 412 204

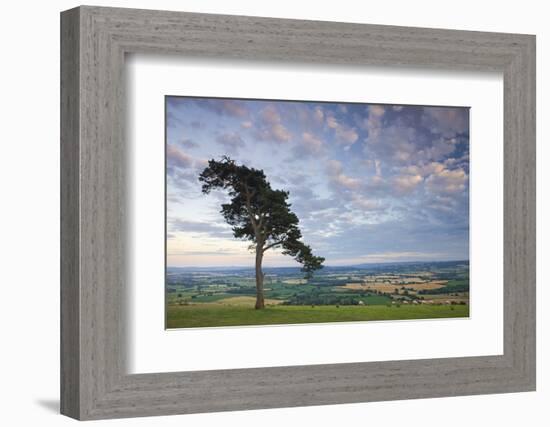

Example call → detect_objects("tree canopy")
199 156 324 279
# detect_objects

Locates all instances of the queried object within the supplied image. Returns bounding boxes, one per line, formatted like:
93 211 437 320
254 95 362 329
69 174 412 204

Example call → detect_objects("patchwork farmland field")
166 260 469 328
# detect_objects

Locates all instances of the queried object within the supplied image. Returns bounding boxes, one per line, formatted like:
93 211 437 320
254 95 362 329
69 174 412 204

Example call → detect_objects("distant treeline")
283 293 390 306
418 281 469 295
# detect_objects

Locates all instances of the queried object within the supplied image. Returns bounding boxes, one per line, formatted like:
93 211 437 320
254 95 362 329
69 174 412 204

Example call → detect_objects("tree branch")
263 239 285 253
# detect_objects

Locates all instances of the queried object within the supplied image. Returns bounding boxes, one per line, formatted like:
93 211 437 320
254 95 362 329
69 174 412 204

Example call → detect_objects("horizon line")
167 259 470 269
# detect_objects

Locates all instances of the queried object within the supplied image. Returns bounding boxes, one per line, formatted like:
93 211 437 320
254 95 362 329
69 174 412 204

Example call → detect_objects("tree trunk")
255 245 265 309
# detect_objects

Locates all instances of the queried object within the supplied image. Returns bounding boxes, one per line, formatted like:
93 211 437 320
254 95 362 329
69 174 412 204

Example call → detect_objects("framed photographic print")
164 96 471 329
61 5 536 420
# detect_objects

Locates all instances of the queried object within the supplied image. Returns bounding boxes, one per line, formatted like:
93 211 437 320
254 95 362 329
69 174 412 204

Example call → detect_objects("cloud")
165 98 469 266
364 121 457 166
374 159 382 176
422 107 469 138
166 145 209 193
392 161 467 197
215 132 245 153
425 167 468 194
177 138 199 149
294 196 335 216
288 187 336 221
254 124 292 143
195 158 209 169
361 159 386 193
335 126 359 145
326 115 339 129
294 104 327 131
299 132 324 155
170 219 232 238
167 168 199 194
313 106 324 124
363 106 467 167
166 110 186 128
334 174 361 190
270 124 292 142
351 194 382 211
422 161 446 175
415 137 457 163
221 101 249 117
167 144 193 169
369 105 386 117
367 174 386 190
194 99 249 118
169 248 243 257
260 104 281 124
365 123 418 162
253 104 292 143
327 159 343 175
360 105 385 139
400 161 445 178
326 113 359 147
392 174 423 194
349 251 442 264
327 160 361 190
168 97 248 120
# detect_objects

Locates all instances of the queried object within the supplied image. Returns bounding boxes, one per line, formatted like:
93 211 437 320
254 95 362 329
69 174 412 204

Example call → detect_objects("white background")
128 57 503 373
0 1 547 426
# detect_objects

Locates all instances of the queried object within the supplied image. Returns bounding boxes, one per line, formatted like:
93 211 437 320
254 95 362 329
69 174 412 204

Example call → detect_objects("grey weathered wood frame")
60 5 536 420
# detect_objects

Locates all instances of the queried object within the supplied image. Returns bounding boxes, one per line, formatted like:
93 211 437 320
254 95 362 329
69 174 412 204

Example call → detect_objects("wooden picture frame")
60 5 536 420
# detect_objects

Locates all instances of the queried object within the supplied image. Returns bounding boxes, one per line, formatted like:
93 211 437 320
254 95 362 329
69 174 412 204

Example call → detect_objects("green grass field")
166 304 469 329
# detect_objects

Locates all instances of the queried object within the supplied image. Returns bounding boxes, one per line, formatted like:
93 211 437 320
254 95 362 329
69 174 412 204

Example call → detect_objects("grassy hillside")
167 304 469 329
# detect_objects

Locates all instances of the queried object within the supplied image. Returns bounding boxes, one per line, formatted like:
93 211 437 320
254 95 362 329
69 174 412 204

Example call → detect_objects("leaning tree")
199 156 325 309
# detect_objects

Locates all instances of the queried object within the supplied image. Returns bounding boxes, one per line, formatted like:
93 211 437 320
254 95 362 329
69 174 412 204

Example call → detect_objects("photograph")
165 96 470 329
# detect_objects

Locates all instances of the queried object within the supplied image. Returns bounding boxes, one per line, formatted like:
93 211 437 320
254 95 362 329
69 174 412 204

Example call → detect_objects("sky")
166 96 469 268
